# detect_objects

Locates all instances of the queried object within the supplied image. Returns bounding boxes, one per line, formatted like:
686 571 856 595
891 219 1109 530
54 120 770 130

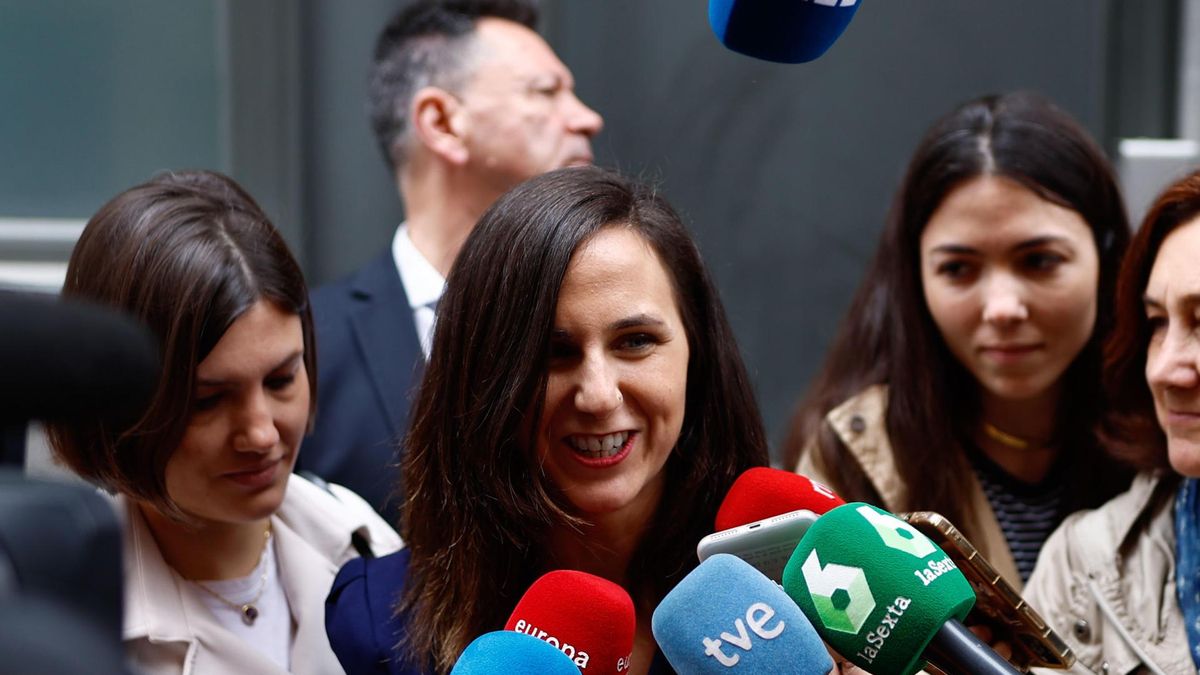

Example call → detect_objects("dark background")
0 1 1183 460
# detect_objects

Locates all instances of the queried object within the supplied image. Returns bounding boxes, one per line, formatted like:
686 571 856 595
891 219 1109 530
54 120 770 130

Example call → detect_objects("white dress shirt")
391 224 446 359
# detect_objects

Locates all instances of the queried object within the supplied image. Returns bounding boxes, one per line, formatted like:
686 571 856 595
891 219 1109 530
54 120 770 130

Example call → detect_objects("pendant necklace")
191 523 271 626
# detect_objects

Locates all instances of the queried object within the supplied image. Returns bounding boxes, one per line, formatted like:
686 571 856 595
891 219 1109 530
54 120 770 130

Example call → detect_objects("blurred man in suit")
301 0 603 517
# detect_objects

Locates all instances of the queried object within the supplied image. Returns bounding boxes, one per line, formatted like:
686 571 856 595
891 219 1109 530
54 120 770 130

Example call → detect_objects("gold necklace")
981 421 1052 450
191 524 271 626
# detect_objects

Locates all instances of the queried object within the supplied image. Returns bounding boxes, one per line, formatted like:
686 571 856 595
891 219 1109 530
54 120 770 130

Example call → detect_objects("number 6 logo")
801 550 876 634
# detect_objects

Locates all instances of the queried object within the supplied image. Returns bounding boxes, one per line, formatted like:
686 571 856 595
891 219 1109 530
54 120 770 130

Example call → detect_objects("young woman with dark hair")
48 170 401 675
1026 170 1200 674
783 91 1133 589
325 166 769 674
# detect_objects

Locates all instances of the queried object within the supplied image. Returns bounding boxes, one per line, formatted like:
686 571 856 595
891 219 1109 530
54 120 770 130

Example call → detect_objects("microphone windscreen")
451 631 581 674
0 293 158 424
708 0 862 64
715 467 845 531
504 570 635 674
781 503 975 675
652 554 833 674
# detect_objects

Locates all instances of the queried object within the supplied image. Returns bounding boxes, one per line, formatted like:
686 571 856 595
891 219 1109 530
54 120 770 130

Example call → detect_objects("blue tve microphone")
652 554 834 673
450 631 581 674
708 0 862 64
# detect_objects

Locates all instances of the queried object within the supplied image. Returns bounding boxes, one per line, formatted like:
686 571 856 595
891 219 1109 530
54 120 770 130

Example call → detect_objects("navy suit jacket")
300 250 423 520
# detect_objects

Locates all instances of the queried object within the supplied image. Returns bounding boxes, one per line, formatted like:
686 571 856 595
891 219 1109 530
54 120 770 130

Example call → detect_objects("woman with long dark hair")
783 92 1132 588
326 166 769 674
48 170 401 674
1025 170 1200 674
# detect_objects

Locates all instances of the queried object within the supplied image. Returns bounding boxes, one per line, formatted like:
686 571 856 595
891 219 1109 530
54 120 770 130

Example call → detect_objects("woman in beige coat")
785 92 1132 589
1025 171 1200 674
48 170 401 674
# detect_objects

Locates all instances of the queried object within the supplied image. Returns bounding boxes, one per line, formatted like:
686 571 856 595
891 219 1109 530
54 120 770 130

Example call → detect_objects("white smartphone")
695 508 819 583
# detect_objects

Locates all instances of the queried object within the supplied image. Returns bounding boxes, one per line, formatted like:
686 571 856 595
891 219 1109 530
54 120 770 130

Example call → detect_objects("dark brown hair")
48 170 315 518
1103 170 1200 470
399 166 768 671
782 92 1132 531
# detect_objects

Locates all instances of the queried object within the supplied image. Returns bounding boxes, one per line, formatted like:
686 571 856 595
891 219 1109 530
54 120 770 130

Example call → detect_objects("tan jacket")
120 475 403 675
1025 472 1192 675
795 385 1024 590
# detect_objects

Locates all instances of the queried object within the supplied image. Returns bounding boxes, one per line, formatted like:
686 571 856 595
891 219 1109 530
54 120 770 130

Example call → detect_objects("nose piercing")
616 390 623 404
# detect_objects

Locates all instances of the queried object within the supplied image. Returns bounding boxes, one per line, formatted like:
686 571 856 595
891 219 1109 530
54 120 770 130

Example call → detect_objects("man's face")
456 18 603 197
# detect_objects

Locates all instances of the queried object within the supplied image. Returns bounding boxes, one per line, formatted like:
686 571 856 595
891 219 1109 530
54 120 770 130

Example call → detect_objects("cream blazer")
795 384 1023 590
120 475 403 675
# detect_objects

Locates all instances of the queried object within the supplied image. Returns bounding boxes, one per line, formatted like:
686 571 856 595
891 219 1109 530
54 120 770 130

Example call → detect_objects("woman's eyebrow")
196 350 303 386
609 314 665 331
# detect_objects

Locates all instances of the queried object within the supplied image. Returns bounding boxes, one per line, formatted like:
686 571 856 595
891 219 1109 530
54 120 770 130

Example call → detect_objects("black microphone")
0 292 158 424
708 0 863 64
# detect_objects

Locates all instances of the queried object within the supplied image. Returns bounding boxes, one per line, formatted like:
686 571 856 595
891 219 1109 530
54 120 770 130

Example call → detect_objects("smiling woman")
1025 169 1200 673
45 170 401 675
324 166 769 675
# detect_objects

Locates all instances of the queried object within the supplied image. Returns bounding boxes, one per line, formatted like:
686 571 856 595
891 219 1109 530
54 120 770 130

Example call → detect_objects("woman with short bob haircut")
1026 170 1200 673
49 170 400 675
784 91 1133 588
326 166 769 674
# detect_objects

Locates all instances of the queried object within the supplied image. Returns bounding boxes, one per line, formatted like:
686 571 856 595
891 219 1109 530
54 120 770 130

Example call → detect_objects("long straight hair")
399 167 768 671
783 92 1132 530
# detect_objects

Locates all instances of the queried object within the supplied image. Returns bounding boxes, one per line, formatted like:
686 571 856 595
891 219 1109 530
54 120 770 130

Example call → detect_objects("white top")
121 475 404 675
391 223 446 359
186 536 293 671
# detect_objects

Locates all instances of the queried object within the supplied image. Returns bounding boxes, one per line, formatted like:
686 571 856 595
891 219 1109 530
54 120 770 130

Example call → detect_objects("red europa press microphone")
504 570 636 674
715 467 845 530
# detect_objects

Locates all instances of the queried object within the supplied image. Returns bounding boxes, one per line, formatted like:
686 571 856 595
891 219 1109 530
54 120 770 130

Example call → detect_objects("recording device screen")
901 512 1074 671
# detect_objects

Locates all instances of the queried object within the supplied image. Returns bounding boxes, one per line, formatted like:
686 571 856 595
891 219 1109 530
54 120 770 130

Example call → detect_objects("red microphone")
714 467 845 531
504 570 636 674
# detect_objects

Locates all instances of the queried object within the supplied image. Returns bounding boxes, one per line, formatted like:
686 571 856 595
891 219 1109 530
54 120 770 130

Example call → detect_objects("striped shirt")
967 447 1066 583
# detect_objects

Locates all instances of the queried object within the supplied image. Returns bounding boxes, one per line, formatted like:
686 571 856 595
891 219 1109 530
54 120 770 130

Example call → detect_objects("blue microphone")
708 0 862 64
450 631 581 674
652 554 834 673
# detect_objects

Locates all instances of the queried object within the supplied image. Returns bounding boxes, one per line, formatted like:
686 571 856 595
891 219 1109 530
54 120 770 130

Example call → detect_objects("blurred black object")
0 470 132 674
0 291 159 425
0 421 23 467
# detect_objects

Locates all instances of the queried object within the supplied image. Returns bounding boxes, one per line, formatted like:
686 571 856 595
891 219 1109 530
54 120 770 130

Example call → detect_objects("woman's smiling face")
534 226 689 521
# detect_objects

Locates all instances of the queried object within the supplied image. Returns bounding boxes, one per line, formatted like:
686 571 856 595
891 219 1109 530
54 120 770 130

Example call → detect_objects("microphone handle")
925 619 1021 675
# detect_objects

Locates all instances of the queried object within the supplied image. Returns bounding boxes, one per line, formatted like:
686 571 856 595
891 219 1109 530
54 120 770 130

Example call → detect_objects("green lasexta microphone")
781 503 1020 675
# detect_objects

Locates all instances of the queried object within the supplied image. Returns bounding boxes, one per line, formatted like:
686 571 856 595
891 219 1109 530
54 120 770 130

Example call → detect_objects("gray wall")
298 1 1169 458
0 0 221 218
0 1 1181 461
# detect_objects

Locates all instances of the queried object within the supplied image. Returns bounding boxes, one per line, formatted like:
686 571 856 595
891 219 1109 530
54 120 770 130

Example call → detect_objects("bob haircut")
48 170 315 519
783 91 1132 529
1104 169 1200 470
400 165 769 671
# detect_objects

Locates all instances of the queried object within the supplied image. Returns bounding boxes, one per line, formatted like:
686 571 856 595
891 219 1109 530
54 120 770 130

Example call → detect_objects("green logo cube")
801 550 875 634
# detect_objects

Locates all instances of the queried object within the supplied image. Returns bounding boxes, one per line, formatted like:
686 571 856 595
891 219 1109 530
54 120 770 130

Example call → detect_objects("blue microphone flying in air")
708 0 862 64
652 554 834 673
